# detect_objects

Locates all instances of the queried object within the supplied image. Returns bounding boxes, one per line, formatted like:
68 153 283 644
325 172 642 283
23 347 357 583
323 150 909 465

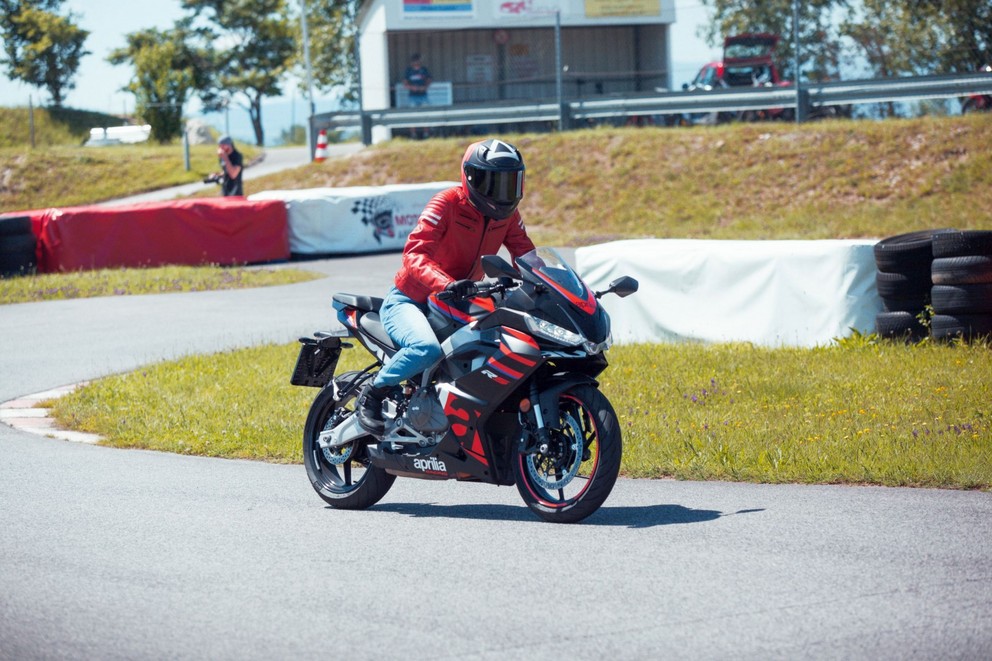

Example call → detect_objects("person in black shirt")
213 135 243 196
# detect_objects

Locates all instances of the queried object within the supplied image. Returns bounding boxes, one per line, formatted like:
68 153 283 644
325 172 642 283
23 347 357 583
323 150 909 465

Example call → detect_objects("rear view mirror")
596 276 639 299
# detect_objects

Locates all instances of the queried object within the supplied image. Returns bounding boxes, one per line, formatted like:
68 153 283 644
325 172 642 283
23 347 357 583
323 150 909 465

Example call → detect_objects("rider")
356 138 536 433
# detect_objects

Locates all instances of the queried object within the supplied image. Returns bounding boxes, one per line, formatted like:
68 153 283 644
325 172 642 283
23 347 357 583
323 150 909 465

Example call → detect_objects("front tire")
303 371 395 510
514 385 622 523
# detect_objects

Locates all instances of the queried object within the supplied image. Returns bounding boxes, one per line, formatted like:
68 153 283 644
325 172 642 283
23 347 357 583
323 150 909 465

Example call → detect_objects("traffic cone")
313 129 329 163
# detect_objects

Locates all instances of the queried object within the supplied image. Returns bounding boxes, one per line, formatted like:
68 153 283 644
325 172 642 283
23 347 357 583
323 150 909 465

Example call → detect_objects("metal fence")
311 71 992 146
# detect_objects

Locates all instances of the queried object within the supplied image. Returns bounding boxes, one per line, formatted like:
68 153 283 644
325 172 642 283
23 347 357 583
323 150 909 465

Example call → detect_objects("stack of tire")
0 215 37 278
874 230 949 341
930 231 992 342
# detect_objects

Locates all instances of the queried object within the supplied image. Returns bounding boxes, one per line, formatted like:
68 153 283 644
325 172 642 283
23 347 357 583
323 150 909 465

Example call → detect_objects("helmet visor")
468 167 524 205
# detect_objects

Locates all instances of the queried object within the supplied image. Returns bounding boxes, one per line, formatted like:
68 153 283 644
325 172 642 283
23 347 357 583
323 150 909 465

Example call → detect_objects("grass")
0 265 322 305
4 112 990 236
10 110 992 487
0 106 260 212
246 115 992 246
46 339 992 489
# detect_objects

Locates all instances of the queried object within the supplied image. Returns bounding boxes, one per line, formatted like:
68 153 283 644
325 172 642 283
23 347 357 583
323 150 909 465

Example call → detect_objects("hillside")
248 115 992 245
3 112 991 244
0 106 257 212
0 106 127 148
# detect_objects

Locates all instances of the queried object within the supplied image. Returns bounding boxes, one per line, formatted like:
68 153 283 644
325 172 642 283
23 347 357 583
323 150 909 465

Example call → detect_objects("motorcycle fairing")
375 323 544 484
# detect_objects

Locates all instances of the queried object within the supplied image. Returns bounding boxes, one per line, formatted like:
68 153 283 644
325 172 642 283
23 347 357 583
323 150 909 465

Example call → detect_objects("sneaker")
356 383 387 434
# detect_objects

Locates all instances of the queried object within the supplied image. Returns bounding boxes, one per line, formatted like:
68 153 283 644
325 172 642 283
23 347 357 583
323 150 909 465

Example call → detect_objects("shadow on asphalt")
362 502 764 528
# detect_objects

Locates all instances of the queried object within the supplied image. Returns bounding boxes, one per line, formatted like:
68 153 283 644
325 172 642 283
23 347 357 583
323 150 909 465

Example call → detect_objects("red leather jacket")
395 186 536 303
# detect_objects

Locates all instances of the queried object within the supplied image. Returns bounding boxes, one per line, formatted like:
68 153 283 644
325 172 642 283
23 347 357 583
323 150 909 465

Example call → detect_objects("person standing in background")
214 135 243 196
403 53 432 139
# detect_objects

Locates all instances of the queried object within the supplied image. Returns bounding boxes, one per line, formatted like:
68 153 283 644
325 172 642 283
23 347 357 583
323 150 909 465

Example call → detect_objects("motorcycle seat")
358 312 397 350
333 293 383 312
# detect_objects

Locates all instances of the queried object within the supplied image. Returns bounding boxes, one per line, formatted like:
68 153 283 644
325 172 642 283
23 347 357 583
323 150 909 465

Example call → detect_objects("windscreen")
517 247 587 300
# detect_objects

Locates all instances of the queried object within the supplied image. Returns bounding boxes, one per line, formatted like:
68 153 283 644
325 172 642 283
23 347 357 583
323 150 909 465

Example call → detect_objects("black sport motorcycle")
291 247 638 523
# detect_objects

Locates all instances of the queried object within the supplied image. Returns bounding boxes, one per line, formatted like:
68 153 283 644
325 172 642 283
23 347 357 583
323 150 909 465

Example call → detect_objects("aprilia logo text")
413 457 447 473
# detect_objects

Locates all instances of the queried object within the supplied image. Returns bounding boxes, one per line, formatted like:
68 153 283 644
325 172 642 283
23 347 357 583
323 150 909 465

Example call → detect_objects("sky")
0 0 721 144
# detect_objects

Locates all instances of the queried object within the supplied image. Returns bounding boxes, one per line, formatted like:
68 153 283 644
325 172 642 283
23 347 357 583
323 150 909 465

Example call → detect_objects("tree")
0 0 62 69
910 0 991 73
840 1 938 78
183 0 297 146
300 0 359 104
699 0 844 82
0 1 89 107
108 21 214 143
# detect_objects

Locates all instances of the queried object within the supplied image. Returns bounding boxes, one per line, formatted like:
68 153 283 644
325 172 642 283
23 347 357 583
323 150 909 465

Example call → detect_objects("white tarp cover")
575 239 882 347
250 182 458 255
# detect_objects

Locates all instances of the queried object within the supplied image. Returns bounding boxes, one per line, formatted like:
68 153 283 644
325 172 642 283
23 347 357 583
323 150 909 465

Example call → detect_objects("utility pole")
793 0 805 122
299 0 316 150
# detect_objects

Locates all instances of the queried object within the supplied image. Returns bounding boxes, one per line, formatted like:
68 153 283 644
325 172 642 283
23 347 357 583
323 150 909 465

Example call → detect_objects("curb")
0 384 103 444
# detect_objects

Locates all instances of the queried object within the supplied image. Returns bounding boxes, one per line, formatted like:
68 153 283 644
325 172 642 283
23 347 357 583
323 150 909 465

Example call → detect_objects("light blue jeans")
372 286 443 388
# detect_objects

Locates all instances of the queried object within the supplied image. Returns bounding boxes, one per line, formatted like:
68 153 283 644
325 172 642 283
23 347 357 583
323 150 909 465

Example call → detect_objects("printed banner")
403 0 473 18
497 1 562 18
584 0 659 17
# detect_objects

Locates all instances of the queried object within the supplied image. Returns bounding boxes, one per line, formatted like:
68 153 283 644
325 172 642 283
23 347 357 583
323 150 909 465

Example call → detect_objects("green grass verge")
47 340 992 489
0 265 322 305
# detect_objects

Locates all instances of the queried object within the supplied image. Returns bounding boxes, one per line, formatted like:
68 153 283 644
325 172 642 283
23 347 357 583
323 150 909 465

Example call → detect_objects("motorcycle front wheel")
303 371 395 510
513 384 622 523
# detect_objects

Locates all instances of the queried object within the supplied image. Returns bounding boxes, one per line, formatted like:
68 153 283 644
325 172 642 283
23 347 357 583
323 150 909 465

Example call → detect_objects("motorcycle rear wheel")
303 371 395 509
514 384 622 523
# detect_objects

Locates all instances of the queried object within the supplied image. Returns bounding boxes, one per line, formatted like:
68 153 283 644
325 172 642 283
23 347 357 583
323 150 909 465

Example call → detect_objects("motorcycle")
960 65 992 114
290 247 638 523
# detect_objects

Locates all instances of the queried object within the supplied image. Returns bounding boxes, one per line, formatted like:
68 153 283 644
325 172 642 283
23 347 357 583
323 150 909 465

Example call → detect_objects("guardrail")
311 72 992 146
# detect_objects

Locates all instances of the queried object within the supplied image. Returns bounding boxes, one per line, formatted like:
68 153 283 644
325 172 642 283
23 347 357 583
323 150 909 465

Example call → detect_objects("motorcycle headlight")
583 332 613 355
525 316 584 347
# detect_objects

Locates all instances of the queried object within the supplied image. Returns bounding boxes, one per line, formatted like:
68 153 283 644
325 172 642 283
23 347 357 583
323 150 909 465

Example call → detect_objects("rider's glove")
445 279 477 299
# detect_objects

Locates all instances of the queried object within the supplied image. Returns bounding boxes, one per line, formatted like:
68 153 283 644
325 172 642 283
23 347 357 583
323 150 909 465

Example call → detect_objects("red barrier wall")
28 198 288 272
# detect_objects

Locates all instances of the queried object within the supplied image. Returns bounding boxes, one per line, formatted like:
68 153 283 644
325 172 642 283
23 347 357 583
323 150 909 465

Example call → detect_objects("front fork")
519 382 553 455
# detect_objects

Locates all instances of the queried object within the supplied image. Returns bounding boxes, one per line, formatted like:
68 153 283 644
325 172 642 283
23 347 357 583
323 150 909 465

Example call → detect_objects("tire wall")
0 215 38 278
929 231 992 342
873 230 992 342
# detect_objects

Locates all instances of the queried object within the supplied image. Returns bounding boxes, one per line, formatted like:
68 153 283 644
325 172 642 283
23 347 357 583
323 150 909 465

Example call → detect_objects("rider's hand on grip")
444 279 477 299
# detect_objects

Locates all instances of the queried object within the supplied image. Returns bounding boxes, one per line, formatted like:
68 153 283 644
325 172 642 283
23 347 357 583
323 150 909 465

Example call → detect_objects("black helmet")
461 139 525 220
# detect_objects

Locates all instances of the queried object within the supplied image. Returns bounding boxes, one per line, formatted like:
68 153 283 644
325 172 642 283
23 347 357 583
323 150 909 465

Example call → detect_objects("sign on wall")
584 0 660 18
466 54 495 83
403 0 474 18
498 1 563 18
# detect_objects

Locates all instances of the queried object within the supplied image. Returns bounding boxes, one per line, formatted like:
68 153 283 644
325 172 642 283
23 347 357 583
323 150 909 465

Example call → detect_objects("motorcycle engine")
404 388 448 433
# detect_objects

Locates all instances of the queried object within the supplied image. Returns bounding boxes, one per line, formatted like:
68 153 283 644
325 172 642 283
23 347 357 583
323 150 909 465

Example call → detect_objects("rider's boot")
356 383 388 434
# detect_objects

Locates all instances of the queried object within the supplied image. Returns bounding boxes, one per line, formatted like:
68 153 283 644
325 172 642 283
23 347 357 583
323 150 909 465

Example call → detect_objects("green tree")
911 0 991 72
108 21 213 143
0 1 89 107
300 0 359 103
699 0 844 82
183 0 297 146
841 1 937 77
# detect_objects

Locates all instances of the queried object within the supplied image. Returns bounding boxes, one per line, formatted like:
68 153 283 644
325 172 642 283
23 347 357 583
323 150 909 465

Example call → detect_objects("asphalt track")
2 255 991 659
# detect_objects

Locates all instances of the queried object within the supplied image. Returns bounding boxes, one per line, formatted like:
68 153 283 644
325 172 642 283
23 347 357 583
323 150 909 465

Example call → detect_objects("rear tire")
514 385 622 524
303 371 395 510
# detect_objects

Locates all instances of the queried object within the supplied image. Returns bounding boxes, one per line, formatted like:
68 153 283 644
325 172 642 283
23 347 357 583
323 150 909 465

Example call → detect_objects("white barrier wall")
575 239 882 348
250 182 458 255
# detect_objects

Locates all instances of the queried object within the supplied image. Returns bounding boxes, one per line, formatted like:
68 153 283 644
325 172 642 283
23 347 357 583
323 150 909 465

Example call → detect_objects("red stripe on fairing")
346 309 358 329
535 272 597 315
499 342 537 366
465 431 488 465
429 297 474 324
486 357 523 379
502 326 539 350
470 295 495 312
